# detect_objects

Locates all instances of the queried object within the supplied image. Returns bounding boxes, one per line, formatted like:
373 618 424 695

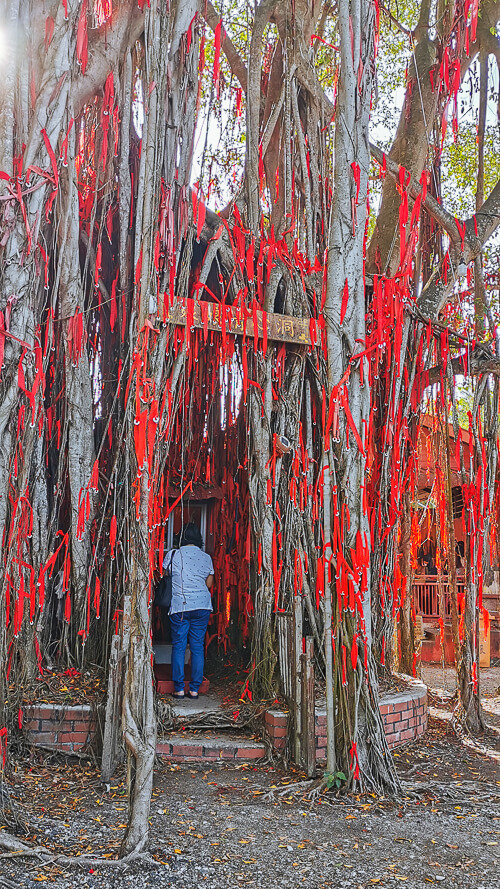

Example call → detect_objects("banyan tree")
0 0 499 856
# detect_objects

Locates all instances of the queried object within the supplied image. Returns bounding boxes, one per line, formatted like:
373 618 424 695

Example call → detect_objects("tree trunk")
442 402 460 666
324 0 399 792
399 492 414 675
120 472 156 857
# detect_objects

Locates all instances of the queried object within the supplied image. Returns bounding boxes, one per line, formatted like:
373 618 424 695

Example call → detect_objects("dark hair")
180 522 203 549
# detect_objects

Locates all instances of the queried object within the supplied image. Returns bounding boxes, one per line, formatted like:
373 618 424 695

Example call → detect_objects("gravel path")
1 712 499 889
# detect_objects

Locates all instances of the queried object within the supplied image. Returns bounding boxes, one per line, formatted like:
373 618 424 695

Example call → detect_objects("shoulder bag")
154 551 175 610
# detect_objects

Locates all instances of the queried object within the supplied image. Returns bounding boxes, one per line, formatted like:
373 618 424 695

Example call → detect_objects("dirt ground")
420 663 500 696
1 680 499 889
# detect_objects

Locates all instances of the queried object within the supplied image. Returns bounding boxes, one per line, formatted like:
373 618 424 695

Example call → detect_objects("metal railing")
413 576 465 619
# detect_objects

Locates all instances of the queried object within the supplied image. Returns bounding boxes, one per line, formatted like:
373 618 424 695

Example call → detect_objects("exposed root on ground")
262 777 332 803
0 831 158 868
402 778 500 813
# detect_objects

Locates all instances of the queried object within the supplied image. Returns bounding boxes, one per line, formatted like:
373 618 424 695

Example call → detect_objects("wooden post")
293 596 303 763
101 635 124 782
300 636 316 777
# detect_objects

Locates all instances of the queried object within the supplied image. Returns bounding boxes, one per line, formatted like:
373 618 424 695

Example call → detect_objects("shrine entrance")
150 297 317 696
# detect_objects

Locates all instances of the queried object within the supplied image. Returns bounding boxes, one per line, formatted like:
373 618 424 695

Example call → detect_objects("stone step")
153 663 210 695
156 733 266 763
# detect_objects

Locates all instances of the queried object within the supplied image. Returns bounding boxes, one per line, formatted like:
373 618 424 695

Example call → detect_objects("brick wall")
22 703 98 754
265 680 428 761
264 710 287 751
379 684 427 748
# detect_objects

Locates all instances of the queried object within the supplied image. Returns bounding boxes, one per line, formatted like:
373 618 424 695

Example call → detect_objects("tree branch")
203 1 248 92
427 351 500 385
246 0 279 232
295 58 335 121
370 142 459 243
415 0 432 36
378 4 412 38
464 179 500 255
417 177 500 317
74 4 145 116
370 143 500 319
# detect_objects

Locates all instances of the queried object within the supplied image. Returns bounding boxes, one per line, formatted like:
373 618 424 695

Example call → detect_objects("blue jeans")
169 609 211 693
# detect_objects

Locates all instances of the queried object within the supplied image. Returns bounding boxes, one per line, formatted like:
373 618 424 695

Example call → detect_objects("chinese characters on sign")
166 298 315 346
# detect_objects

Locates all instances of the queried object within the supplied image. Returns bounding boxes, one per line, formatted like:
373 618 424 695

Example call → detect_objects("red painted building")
413 417 499 663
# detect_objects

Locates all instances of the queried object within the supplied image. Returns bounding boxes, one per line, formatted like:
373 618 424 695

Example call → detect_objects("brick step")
156 733 266 763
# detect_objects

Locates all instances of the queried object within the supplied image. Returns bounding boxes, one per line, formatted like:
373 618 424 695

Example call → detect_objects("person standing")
163 522 214 699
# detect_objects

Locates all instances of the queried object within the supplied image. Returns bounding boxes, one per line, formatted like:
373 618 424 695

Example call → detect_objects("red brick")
40 718 66 732
395 701 407 713
58 731 90 745
271 726 287 739
26 706 58 721
236 747 263 760
156 742 171 755
273 738 286 750
265 712 287 726
26 731 57 745
315 715 327 726
384 712 401 724
200 747 221 757
399 728 415 741
202 747 231 759
220 748 237 760
22 719 40 732
379 704 389 715
171 744 203 757
72 720 94 733
62 707 93 721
